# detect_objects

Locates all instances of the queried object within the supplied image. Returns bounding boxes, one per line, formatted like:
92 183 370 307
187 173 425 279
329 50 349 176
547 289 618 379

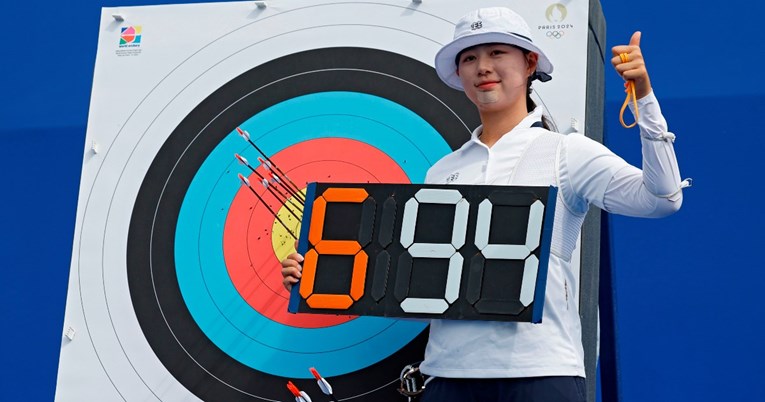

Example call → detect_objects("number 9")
396 188 469 314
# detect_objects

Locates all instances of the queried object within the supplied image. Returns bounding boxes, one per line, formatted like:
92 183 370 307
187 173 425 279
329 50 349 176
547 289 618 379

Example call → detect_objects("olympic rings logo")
546 30 565 39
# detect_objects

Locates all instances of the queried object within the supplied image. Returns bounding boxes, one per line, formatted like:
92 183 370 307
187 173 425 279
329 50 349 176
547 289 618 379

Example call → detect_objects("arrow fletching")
257 157 272 170
235 153 248 166
309 367 333 395
237 173 250 187
236 127 250 141
286 381 312 402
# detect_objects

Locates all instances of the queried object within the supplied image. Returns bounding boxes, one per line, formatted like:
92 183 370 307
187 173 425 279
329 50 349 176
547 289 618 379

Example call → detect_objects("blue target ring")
128 47 478 401
175 91 450 377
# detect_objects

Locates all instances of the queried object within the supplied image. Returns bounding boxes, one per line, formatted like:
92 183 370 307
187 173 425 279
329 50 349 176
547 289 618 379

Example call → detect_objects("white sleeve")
561 91 686 218
559 132 628 214
602 91 685 217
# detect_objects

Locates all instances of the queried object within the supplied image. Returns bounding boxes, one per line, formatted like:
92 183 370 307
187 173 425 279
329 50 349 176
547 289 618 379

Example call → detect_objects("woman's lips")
477 81 499 90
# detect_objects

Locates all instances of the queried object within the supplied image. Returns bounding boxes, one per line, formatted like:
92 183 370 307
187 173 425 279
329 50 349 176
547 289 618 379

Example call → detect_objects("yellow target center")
271 189 306 261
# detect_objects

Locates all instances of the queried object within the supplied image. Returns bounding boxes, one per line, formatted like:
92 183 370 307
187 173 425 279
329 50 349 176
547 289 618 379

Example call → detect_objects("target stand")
56 1 605 401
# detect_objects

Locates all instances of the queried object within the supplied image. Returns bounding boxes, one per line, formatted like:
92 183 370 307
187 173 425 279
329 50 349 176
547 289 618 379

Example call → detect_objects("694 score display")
288 183 557 323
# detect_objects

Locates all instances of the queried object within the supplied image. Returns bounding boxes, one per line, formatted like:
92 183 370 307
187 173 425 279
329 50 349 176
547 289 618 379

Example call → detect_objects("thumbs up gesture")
612 31 652 99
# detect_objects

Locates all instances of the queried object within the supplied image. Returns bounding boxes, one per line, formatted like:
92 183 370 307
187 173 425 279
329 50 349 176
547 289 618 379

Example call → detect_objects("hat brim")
435 31 553 91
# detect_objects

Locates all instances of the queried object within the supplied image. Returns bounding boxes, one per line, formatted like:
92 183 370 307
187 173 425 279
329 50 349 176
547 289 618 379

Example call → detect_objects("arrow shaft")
247 138 305 199
244 185 298 239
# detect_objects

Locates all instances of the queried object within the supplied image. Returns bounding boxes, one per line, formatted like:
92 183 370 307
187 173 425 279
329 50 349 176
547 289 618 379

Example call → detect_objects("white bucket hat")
435 7 554 90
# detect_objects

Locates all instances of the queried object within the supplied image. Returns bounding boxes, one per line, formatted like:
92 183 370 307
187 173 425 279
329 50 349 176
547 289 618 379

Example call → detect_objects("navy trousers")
420 376 586 402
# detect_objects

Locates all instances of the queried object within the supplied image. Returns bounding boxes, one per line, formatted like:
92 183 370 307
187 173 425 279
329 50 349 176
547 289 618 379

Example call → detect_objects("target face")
57 1 591 401
126 47 476 400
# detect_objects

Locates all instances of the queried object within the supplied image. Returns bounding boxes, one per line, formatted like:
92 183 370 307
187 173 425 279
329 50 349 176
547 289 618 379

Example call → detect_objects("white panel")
519 255 540 307
414 188 463 204
445 253 464 304
408 244 456 258
400 298 449 314
451 198 470 249
474 199 492 250
525 200 545 251
482 244 530 260
400 197 419 248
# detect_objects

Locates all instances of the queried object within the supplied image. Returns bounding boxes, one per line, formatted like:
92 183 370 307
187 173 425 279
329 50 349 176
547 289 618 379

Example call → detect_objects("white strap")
642 131 676 143
651 177 692 201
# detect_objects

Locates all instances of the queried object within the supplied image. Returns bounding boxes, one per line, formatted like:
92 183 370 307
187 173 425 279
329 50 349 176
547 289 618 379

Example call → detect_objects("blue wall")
1 1 763 401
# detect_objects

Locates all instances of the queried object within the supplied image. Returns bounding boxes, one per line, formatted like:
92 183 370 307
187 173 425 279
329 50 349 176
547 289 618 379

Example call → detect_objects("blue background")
1 1 763 401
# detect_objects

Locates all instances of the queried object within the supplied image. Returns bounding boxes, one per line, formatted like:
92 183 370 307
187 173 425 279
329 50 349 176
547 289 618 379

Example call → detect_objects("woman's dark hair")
519 50 554 131
525 75 554 131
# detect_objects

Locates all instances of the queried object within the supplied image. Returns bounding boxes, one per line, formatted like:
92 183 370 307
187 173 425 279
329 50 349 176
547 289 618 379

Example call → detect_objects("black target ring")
127 47 478 401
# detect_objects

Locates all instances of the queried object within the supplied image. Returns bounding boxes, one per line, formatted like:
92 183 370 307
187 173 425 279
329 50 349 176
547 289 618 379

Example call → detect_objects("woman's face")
456 43 537 113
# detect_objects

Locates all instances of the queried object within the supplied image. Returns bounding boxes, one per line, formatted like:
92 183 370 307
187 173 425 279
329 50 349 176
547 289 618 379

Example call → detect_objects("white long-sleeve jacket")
420 91 684 378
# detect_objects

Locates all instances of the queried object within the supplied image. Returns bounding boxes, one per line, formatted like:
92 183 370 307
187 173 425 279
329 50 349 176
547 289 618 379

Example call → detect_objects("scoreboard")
289 183 557 323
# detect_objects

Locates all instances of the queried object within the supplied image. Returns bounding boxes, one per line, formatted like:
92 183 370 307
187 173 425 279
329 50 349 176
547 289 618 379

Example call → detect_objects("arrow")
235 153 303 220
286 381 312 402
236 126 305 200
310 367 339 402
238 173 298 239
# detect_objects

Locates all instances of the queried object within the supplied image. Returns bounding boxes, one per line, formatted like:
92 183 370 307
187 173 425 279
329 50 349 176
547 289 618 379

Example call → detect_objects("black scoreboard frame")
288 183 557 323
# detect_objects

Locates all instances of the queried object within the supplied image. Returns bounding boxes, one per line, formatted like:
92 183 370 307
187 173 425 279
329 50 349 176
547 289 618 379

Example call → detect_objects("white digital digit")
474 199 545 307
399 189 469 314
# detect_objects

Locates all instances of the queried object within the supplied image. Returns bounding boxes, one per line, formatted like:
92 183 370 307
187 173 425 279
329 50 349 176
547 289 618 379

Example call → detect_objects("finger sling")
619 52 639 128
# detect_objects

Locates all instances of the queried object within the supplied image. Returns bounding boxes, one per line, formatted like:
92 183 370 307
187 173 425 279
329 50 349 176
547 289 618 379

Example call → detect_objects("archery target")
57 1 592 401
165 88 450 379
126 47 480 400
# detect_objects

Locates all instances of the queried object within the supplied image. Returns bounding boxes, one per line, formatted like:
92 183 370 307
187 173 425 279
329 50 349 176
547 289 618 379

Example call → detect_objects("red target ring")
223 137 410 328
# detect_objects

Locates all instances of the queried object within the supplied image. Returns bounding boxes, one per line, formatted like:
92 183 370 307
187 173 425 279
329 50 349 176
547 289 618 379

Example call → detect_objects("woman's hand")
611 31 652 99
281 252 304 291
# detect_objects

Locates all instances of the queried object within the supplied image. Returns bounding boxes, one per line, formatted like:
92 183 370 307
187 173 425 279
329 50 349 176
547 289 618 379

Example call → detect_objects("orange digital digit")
300 188 370 310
